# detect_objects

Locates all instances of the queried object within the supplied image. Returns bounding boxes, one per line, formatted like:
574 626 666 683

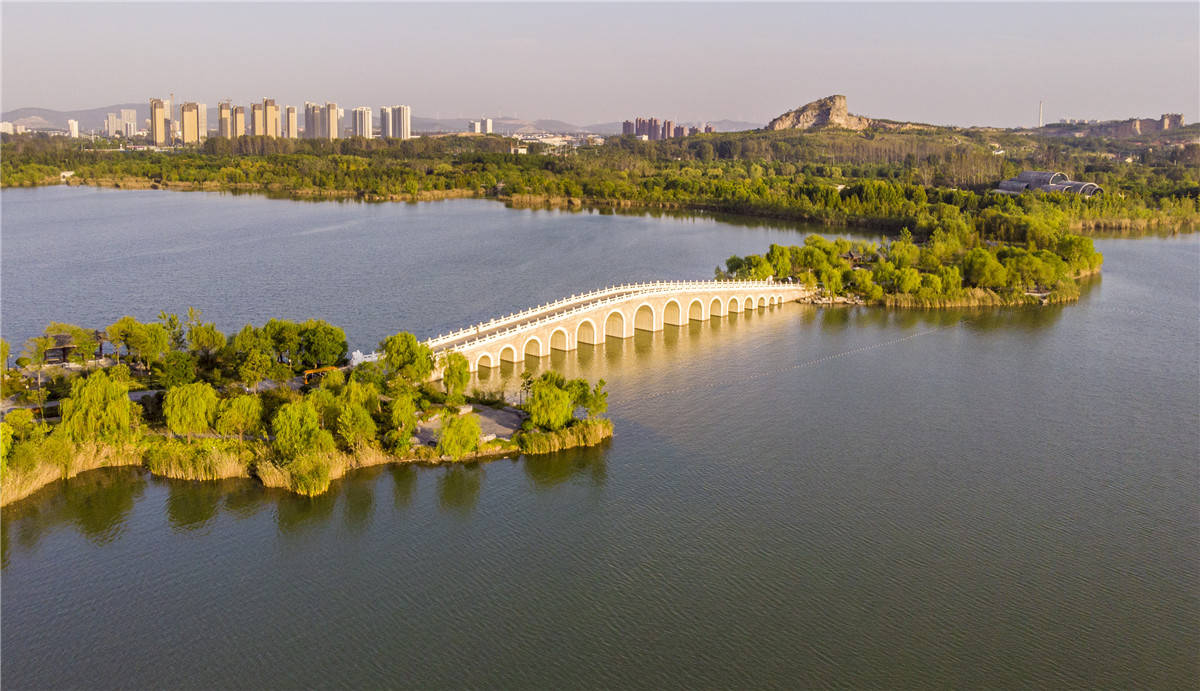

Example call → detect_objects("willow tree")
58 371 140 444
215 395 263 444
379 331 433 382
436 411 480 461
163 382 219 442
441 352 470 406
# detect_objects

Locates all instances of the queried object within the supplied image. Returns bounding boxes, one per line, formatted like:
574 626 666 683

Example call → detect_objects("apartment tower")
149 98 168 146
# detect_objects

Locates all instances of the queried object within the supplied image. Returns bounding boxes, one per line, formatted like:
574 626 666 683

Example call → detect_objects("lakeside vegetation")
720 228 1103 307
0 313 610 506
2 125 1196 241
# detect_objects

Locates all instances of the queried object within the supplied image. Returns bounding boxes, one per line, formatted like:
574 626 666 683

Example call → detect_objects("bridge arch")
550 327 570 352
499 345 517 362
688 298 705 321
663 299 683 326
524 336 545 358
727 296 742 313
711 297 725 317
577 318 599 345
769 296 776 306
634 303 656 332
758 296 767 309
605 310 626 339
475 353 493 370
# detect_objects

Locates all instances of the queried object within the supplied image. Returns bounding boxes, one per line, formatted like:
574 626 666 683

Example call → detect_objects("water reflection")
522 443 609 490
343 467 382 532
390 465 417 509
437 464 484 516
2 467 147 566
165 479 228 532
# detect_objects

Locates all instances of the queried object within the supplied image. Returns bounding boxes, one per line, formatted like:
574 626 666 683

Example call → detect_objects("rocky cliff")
765 95 871 131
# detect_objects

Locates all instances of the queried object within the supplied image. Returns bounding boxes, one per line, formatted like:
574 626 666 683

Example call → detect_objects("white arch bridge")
409 280 815 373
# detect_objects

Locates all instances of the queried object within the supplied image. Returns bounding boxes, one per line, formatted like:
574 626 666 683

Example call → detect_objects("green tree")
962 247 1008 289
272 400 335 462
187 322 227 358
158 311 187 351
215 394 263 443
238 347 274 389
58 371 140 444
160 350 197 388
298 319 347 368
584 379 608 418
527 378 573 431
437 411 481 460
386 393 419 453
45 323 98 368
818 268 843 297
441 352 470 405
379 331 433 381
1 337 9 368
895 267 922 294
163 382 219 441
19 335 54 418
336 403 377 449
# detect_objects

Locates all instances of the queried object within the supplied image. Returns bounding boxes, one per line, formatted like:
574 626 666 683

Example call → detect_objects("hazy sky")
2 2 1197 127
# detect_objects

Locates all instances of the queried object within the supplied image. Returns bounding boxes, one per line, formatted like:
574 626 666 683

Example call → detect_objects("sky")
2 2 1197 127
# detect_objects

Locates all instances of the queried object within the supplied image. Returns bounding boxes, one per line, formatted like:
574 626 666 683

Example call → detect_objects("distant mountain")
766 95 934 132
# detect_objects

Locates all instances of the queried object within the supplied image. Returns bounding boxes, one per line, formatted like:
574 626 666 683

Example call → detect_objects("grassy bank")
515 418 614 455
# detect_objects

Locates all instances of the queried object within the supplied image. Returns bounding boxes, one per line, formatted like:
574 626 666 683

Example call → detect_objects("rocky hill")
765 95 935 132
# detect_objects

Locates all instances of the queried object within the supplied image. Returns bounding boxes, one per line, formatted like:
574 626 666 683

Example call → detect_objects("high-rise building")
325 102 339 139
468 120 482 134
647 118 660 141
120 109 137 136
180 102 201 144
662 120 674 139
218 102 232 137
622 120 635 135
396 105 411 140
284 106 298 138
67 119 79 138
483 118 493 134
196 104 207 139
232 106 246 137
674 125 685 138
352 107 372 138
264 99 280 138
303 102 323 139
105 113 121 137
380 106 394 138
251 103 265 136
149 98 168 146
703 123 714 134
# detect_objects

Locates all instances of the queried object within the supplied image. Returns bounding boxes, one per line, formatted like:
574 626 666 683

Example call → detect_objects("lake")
2 187 1197 689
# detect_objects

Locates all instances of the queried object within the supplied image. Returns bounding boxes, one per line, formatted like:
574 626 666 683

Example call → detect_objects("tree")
437 411 481 460
215 395 263 443
45 323 98 368
584 379 608 418
187 322 227 358
272 400 335 462
19 335 54 418
386 393 419 452
163 382 219 441
527 378 573 431
441 352 470 405
895 267 922 294
264 319 302 367
159 311 187 351
160 350 197 388
1 338 9 368
336 403 377 449
238 347 273 389
962 247 1008 289
818 268 843 297
379 331 433 382
298 319 347 368
59 371 140 444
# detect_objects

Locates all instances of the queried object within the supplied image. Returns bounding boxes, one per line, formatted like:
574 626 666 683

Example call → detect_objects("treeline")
719 227 1103 307
1 312 609 504
2 128 1196 234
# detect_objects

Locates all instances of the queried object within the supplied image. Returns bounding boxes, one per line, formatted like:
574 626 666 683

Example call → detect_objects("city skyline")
2 2 1197 128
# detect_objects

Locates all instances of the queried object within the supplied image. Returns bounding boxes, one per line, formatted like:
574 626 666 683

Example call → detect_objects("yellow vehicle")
302 366 340 385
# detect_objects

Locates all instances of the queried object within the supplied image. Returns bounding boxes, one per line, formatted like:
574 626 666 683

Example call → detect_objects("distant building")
67 119 80 138
673 125 685 138
380 106 394 138
304 102 323 139
180 102 201 144
0 122 14 135
264 99 280 138
196 104 207 139
468 120 482 134
149 98 168 146
483 118 493 134
352 107 373 138
251 103 265 136
218 102 232 138
622 120 634 135
232 106 246 137
105 112 121 137
647 117 660 140
325 102 339 139
284 106 298 138
121 109 138 136
995 170 1102 197
396 105 411 140
703 123 714 134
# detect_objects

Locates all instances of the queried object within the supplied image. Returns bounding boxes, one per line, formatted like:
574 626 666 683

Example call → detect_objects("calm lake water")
2 187 1197 689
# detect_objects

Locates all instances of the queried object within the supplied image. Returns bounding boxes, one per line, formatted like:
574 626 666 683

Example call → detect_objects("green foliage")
516 418 613 454
163 382 219 441
962 248 1009 289
526 378 574 431
58 371 139 444
440 352 470 406
298 319 347 368
583 379 608 418
436 412 481 460
336 403 377 449
215 395 263 441
379 332 433 382
271 400 335 462
238 347 273 388
386 393 419 453
160 350 197 388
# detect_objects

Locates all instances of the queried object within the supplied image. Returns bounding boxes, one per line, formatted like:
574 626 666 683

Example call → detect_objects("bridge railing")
423 279 799 349
427 279 812 354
